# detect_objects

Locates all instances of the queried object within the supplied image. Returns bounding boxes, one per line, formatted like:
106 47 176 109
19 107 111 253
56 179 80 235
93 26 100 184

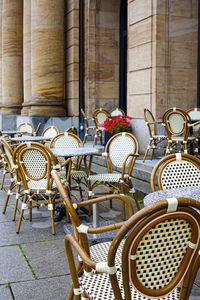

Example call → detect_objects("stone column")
1 0 23 114
21 0 31 115
30 0 65 116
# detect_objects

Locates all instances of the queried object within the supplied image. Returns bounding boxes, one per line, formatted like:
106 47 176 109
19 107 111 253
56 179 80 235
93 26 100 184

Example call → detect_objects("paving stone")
0 245 33 283
0 218 66 246
190 283 200 297
11 275 71 300
0 205 18 223
21 239 70 278
0 285 13 300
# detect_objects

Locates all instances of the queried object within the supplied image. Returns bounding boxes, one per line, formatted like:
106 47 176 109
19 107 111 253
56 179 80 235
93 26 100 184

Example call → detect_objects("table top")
144 186 200 207
10 136 51 142
2 130 25 135
51 147 100 157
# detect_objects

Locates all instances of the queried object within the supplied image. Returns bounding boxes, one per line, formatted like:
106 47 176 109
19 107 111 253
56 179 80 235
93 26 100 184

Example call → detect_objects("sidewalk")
0 174 199 299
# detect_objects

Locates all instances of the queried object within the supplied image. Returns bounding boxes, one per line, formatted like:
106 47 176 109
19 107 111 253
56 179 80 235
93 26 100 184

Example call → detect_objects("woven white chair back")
96 112 108 125
145 109 155 134
110 108 125 117
17 123 34 135
188 109 200 132
160 160 200 189
19 148 48 180
42 126 59 138
109 134 136 168
52 134 80 165
3 143 15 171
166 112 186 135
128 214 193 294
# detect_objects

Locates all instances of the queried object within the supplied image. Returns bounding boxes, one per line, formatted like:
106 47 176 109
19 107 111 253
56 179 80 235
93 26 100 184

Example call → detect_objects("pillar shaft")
1 0 23 114
29 0 65 116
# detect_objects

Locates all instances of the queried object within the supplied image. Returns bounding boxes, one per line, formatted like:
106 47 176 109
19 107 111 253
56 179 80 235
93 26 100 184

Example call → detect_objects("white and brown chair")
81 108 97 145
50 132 88 201
110 107 125 117
150 153 200 192
88 132 140 220
143 108 167 162
92 108 111 145
0 138 22 220
17 122 35 136
51 169 134 299
41 126 59 138
164 110 198 155
13 142 71 235
61 184 200 300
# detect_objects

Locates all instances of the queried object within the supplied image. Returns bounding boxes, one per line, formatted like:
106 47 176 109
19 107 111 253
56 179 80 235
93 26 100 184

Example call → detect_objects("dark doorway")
119 0 127 114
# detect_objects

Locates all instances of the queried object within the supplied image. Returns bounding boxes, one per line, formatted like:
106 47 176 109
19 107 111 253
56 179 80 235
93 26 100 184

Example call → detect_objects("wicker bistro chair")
164 110 198 155
92 108 111 145
143 108 167 162
17 122 35 136
51 169 135 300
50 132 88 201
13 142 71 235
41 126 59 138
110 108 125 117
187 108 200 152
81 108 97 145
88 132 140 220
0 138 23 220
150 153 200 192
63 193 200 300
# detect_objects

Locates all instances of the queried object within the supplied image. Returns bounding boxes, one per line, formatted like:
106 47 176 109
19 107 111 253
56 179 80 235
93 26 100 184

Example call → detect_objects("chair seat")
71 170 87 179
152 135 167 139
28 179 57 190
90 240 124 266
80 269 180 300
88 173 130 183
171 136 195 141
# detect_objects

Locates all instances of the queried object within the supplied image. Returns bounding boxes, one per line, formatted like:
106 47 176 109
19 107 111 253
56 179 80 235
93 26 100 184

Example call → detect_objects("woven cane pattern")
96 112 108 125
133 218 191 290
161 161 200 189
18 123 34 134
188 110 200 132
71 170 87 179
28 179 56 190
90 240 124 266
21 150 47 178
80 269 180 300
167 114 185 134
109 136 136 168
88 173 129 182
43 127 58 138
54 136 79 164
4 146 15 170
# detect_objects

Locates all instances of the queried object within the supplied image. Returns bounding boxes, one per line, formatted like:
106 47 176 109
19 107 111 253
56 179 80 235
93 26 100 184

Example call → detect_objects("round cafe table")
144 186 200 207
10 136 51 142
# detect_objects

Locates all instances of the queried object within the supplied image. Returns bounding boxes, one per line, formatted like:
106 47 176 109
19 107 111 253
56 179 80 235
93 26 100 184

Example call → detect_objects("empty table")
11 136 52 142
144 187 200 207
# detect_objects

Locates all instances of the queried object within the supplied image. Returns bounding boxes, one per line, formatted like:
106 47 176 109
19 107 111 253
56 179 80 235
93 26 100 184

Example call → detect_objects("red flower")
125 116 132 120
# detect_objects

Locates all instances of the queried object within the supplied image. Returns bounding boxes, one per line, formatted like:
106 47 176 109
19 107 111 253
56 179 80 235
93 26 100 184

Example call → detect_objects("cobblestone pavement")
0 174 199 300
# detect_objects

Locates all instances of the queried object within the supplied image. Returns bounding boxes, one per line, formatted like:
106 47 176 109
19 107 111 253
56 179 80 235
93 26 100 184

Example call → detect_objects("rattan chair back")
150 153 200 191
165 110 188 137
110 108 125 117
144 108 157 137
65 126 78 135
108 198 200 300
14 142 57 191
105 132 139 175
42 126 59 138
17 122 35 136
92 108 110 126
163 107 190 123
50 132 83 168
0 137 15 173
187 108 200 133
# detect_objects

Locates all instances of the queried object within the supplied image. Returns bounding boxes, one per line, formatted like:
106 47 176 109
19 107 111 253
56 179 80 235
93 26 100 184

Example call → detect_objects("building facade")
0 0 198 149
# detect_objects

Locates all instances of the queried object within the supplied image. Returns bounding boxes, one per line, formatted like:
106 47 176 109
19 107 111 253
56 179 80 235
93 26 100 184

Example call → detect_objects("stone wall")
84 0 120 115
127 0 198 119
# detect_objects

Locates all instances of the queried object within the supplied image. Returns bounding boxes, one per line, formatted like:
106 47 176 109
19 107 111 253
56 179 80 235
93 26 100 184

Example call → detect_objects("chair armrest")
188 120 200 127
121 153 139 176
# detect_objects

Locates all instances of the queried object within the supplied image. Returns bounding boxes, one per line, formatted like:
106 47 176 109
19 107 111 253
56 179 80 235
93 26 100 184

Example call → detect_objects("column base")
1 107 21 115
28 105 66 117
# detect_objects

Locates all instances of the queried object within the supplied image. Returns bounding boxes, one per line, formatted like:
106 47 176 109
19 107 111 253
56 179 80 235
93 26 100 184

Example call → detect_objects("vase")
104 131 114 146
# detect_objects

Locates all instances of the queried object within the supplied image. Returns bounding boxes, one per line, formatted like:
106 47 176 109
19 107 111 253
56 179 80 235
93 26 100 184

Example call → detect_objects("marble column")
21 0 31 115
1 0 23 114
29 0 65 116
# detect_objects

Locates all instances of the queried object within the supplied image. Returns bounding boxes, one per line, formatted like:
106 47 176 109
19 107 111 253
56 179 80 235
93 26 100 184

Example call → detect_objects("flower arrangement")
103 115 132 134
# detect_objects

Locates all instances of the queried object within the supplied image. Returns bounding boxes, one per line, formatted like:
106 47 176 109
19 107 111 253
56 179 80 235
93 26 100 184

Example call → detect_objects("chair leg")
1 167 6 189
29 200 32 221
16 194 27 233
49 196 56 235
143 144 151 162
3 180 13 214
150 147 154 160
13 183 21 221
